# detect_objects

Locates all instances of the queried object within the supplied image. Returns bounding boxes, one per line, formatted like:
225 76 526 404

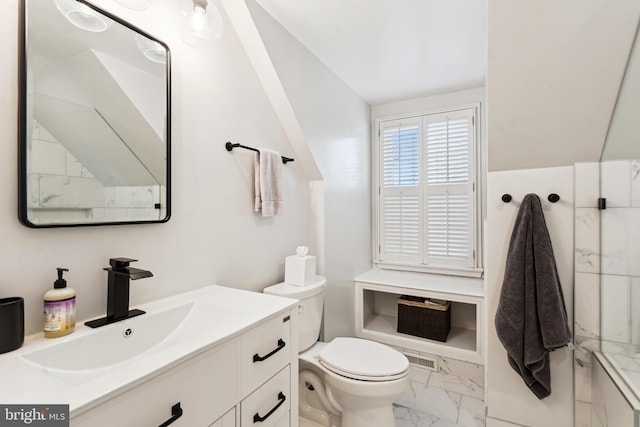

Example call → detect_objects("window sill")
374 260 483 278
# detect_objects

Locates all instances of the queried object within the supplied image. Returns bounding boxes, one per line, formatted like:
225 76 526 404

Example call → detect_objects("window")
374 106 481 276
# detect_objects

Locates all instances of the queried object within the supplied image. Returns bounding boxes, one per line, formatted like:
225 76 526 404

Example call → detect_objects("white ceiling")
253 0 486 105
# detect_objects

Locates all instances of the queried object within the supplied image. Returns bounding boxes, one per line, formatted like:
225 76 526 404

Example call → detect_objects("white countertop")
0 285 297 417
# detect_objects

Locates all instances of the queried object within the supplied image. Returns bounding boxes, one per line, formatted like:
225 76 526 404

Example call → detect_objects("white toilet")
264 276 409 427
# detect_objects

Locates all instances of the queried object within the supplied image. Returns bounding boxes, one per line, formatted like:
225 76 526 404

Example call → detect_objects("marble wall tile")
609 354 640 371
591 356 636 427
574 273 600 338
66 151 94 178
600 209 629 275
575 209 600 273
38 175 105 208
30 140 67 176
590 407 604 427
105 186 157 208
485 418 522 427
632 160 640 207
575 162 600 208
126 208 161 220
628 210 640 277
575 337 599 402
437 358 485 386
574 401 592 427
27 174 40 208
601 160 631 207
103 208 129 220
601 274 631 343
37 123 57 143
632 277 640 345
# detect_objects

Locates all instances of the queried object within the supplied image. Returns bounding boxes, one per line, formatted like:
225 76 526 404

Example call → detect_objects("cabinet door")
239 312 292 397
72 341 238 427
241 366 290 427
209 407 236 427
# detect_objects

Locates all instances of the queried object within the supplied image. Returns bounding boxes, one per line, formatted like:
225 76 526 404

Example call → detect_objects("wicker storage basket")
397 296 451 342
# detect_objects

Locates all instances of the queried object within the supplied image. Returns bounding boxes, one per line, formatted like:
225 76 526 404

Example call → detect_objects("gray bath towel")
495 193 571 399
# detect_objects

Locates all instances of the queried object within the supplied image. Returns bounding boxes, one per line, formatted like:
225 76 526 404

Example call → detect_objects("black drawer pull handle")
253 392 286 423
253 339 286 362
158 402 183 427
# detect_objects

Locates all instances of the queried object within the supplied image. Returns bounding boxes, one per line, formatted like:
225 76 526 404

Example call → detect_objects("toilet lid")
318 337 409 381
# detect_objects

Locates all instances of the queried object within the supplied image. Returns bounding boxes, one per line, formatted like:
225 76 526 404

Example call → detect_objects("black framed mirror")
19 0 171 227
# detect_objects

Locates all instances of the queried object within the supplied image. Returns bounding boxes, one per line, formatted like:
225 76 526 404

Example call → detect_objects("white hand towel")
254 148 283 216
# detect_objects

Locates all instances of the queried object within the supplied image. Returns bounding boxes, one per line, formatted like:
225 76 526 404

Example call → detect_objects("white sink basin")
22 303 195 372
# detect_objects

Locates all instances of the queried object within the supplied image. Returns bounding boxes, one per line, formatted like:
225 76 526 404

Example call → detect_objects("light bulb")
192 5 207 32
180 0 224 48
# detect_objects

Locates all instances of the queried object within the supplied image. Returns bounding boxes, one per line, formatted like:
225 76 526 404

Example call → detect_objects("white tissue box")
285 255 316 286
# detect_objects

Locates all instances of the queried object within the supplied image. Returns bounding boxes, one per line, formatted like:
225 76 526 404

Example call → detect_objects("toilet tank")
263 276 326 352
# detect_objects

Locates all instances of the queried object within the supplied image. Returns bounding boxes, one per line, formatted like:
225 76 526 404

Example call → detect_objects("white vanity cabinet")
210 408 236 427
71 310 297 427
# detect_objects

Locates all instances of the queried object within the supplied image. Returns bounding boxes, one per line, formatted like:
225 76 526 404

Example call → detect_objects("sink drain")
123 328 133 338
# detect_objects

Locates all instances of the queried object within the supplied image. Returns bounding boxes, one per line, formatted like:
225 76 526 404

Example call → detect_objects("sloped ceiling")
253 0 486 105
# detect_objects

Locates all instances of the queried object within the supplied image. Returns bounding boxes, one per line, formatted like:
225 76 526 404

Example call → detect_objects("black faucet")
85 258 153 328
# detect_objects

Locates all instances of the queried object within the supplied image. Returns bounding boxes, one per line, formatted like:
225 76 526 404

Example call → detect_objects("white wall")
487 0 640 172
247 0 372 340
486 167 575 427
1 0 320 335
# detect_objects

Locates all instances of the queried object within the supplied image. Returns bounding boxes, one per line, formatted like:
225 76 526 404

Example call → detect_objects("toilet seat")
318 337 409 382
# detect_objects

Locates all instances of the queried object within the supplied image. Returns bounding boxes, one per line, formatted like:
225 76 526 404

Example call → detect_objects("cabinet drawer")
241 366 290 427
239 312 291 395
72 341 238 427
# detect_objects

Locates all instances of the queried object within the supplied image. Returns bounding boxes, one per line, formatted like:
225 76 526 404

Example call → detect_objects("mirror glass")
20 0 171 227
600 24 640 161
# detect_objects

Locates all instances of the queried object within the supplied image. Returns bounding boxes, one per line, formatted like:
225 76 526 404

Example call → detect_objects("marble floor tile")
394 405 437 427
395 381 461 422
428 372 484 400
408 365 432 385
457 396 485 427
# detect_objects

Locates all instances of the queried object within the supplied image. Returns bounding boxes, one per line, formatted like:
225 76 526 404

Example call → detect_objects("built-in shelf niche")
355 272 484 364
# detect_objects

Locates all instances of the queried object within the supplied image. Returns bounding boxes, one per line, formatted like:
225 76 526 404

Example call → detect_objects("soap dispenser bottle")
43 268 76 338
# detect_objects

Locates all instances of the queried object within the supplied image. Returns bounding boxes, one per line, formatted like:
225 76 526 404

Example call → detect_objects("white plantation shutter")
376 107 478 272
379 119 422 263
424 110 475 267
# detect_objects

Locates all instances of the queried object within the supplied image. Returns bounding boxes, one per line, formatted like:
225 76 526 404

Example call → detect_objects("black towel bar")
225 142 294 164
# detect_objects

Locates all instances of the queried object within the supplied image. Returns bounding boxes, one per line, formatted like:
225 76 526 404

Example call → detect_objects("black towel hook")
501 194 512 203
547 193 560 203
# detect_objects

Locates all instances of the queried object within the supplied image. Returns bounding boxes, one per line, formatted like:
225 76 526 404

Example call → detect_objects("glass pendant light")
113 0 153 11
54 0 113 32
180 0 224 48
135 36 167 64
